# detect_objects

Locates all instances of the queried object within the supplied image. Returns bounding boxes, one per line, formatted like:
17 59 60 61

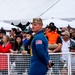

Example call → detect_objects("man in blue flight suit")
29 18 52 75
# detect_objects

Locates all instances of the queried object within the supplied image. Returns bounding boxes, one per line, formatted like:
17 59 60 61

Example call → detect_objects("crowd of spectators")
0 21 75 75
44 22 75 75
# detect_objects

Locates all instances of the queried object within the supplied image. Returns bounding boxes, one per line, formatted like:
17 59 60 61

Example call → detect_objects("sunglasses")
62 35 66 36
62 34 68 36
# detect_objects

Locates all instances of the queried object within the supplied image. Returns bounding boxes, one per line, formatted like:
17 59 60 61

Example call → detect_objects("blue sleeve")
23 39 28 45
35 38 49 65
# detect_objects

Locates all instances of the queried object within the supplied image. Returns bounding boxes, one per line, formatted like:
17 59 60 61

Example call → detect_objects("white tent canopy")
0 0 74 28
43 18 69 28
0 0 58 21
40 0 75 20
69 20 75 28
0 22 19 30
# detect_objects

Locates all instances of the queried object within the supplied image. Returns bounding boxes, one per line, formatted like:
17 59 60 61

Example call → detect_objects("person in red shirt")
0 35 12 53
0 35 12 75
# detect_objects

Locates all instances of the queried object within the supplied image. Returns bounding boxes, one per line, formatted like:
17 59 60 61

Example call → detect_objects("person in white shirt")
61 31 70 61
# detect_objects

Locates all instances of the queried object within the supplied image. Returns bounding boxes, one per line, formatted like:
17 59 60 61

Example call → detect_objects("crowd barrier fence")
0 52 75 75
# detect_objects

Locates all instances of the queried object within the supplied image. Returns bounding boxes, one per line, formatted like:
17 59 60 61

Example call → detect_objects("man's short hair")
12 28 17 34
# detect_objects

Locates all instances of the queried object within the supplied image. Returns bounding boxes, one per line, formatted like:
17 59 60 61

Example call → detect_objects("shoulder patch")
36 40 42 44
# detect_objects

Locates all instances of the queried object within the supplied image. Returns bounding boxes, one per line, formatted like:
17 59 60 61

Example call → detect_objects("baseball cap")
61 31 70 36
49 22 55 26
32 18 43 25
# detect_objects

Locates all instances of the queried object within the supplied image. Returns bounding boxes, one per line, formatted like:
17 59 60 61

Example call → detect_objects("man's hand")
48 50 53 53
22 50 28 55
47 60 53 68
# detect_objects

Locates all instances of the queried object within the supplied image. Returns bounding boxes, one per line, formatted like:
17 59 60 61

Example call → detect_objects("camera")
51 62 54 66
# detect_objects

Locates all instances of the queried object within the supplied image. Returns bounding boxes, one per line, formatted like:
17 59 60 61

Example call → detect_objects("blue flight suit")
29 31 50 75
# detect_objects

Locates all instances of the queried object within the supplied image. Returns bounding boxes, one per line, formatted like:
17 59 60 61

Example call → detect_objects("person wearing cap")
29 18 52 75
49 22 55 27
60 30 71 74
61 30 70 60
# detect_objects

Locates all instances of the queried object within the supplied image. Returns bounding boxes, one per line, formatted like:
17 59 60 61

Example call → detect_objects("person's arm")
9 48 17 53
35 38 50 66
53 43 62 52
9 45 18 54
35 40 52 68
53 36 62 52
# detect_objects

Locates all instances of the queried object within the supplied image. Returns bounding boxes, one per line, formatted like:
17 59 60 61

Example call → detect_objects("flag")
36 40 42 44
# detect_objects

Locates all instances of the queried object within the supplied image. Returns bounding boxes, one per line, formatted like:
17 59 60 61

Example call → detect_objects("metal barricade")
9 54 30 75
70 52 75 75
0 53 8 75
0 53 75 75
46 53 70 75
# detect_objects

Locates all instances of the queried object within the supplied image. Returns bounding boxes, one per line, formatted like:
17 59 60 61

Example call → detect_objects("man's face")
45 28 50 33
70 49 75 52
0 33 3 38
62 34 69 40
10 30 14 35
32 23 42 33
22 32 26 38
26 34 31 40
72 32 75 37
